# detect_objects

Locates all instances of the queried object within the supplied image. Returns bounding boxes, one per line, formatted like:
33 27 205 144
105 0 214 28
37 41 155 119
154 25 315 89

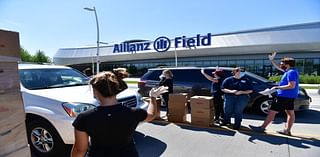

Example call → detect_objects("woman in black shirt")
158 69 173 115
201 68 225 123
71 71 168 157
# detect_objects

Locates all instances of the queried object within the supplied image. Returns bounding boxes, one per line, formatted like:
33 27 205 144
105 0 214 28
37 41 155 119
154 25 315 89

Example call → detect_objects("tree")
20 47 33 62
33 50 51 63
20 47 52 63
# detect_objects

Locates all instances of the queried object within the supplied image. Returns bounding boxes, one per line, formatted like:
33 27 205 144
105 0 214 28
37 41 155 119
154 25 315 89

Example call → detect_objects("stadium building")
53 22 320 77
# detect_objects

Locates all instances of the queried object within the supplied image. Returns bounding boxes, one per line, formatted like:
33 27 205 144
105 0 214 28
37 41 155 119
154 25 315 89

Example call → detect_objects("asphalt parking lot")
32 89 320 157
134 89 320 157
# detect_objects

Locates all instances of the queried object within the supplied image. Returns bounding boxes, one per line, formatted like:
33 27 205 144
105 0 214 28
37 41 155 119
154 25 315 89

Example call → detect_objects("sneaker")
249 125 265 133
214 119 220 124
277 129 291 136
219 121 231 126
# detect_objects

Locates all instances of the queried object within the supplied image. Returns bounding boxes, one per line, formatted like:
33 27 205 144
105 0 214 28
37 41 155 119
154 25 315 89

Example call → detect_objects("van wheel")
26 119 66 157
254 97 272 115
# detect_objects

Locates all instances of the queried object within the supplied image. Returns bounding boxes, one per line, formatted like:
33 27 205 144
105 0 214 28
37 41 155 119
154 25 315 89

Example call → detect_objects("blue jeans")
223 94 249 127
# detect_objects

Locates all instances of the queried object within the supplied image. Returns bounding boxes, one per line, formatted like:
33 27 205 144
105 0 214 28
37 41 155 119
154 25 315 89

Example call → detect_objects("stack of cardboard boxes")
190 96 215 127
0 30 30 157
167 93 188 123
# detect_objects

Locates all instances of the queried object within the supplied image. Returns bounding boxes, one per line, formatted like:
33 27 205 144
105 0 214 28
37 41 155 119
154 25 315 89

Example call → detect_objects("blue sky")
1 0 319 58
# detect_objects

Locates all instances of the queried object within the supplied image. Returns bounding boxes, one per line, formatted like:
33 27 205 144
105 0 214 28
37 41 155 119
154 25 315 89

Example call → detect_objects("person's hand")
201 68 205 74
271 86 280 90
268 51 277 61
149 86 169 98
229 90 237 94
234 91 241 95
159 74 165 80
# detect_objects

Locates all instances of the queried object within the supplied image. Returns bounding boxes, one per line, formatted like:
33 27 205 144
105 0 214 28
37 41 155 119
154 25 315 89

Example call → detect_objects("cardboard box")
168 102 187 111
167 114 186 123
190 96 215 127
191 116 214 127
190 96 214 110
191 108 214 119
168 93 188 113
0 30 20 58
167 106 187 123
169 106 188 116
0 29 30 157
169 93 188 104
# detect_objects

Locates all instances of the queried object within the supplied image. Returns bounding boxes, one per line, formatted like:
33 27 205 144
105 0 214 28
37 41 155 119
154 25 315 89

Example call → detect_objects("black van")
138 67 311 114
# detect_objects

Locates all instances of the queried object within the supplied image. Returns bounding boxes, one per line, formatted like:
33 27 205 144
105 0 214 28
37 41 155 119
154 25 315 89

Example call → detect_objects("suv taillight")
138 81 146 87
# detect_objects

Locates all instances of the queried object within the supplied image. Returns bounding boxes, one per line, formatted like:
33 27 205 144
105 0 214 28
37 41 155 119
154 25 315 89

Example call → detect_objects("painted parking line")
151 119 320 140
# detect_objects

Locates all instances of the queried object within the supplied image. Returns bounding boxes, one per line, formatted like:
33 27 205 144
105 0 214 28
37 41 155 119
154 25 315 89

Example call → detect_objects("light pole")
174 46 178 67
84 6 100 73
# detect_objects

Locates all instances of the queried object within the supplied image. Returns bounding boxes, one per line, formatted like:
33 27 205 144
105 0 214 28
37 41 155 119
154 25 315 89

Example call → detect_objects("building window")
296 59 304 74
313 58 320 75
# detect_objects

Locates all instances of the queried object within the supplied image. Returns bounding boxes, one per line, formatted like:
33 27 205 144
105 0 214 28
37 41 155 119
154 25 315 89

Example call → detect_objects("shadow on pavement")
150 120 171 127
31 144 72 157
243 109 320 124
33 131 168 157
151 117 237 137
134 131 167 157
294 109 320 124
240 130 320 149
243 112 287 124
177 123 237 137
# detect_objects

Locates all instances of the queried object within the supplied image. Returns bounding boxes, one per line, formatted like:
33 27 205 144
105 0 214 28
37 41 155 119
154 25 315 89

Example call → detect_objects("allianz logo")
113 33 211 53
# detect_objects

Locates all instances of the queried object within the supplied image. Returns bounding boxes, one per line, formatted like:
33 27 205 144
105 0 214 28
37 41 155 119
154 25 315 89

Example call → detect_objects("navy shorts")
270 96 295 112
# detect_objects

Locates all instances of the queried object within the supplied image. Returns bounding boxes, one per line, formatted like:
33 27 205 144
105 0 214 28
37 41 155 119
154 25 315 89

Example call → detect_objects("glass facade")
71 53 320 78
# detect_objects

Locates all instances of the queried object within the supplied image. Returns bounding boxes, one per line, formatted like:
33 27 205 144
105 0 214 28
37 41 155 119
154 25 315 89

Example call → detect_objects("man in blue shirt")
250 52 299 136
221 67 253 130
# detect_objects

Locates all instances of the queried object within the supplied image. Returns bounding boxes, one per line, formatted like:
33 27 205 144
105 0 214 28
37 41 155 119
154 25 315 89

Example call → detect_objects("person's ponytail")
89 72 121 97
113 68 129 92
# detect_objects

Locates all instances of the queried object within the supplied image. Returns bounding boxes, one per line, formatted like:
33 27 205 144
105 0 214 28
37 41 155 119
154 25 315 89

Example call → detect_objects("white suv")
19 64 148 157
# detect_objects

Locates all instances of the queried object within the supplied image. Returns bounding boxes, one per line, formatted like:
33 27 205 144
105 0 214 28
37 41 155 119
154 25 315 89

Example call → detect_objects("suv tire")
254 97 272 115
26 119 66 157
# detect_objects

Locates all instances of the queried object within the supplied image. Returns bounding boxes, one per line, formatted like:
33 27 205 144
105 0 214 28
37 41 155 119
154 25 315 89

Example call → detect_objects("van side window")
173 70 208 83
143 70 162 81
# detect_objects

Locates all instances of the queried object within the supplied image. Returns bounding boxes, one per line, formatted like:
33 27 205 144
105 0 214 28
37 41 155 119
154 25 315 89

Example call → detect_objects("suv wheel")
254 97 272 115
26 119 65 157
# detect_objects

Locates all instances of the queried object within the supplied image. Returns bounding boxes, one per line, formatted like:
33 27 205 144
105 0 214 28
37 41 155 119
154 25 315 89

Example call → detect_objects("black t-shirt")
221 76 253 96
211 77 224 97
72 104 147 157
159 78 173 93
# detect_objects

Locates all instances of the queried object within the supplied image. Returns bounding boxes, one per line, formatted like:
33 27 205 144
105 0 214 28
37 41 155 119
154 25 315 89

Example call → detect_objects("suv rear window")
141 70 162 81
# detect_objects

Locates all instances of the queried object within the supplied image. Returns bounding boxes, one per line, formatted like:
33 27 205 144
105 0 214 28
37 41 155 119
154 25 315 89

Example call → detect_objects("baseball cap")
212 69 224 77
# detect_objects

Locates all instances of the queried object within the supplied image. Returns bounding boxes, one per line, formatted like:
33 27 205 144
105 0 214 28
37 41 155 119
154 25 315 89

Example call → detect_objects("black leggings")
214 96 224 120
161 93 169 113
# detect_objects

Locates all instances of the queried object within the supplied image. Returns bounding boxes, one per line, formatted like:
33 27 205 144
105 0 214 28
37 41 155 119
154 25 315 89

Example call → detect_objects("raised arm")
144 86 168 122
201 68 218 82
269 52 284 72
